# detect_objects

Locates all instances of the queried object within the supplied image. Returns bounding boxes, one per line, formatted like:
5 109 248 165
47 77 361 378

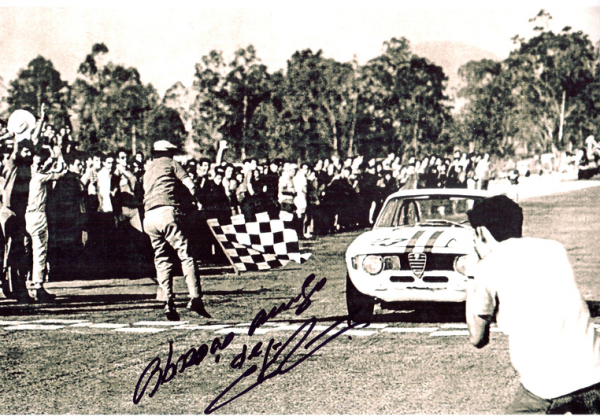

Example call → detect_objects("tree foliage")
6 56 70 127
2 18 598 162
71 43 157 152
458 10 600 157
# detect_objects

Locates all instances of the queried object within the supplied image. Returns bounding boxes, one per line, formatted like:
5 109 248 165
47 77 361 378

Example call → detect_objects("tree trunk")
323 102 339 156
91 103 101 133
558 90 566 147
347 93 358 157
132 125 136 155
412 109 419 153
241 92 248 160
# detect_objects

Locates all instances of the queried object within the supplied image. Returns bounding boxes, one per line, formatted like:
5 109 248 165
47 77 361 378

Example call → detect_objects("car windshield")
375 195 487 228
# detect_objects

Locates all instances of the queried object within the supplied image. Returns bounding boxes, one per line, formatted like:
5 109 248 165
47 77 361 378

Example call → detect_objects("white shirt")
293 172 307 198
27 171 64 213
467 237 600 399
97 168 114 213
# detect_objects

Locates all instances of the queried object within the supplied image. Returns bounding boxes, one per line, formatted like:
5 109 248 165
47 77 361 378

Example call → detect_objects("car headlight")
362 255 383 275
455 255 475 276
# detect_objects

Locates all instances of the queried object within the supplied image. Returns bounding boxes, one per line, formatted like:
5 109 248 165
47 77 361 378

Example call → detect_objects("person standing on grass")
1 108 44 302
25 146 67 301
143 140 211 321
466 195 600 414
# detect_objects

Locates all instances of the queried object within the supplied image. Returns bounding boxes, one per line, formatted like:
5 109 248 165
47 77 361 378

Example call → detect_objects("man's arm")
81 168 94 186
32 104 46 146
182 177 196 197
465 280 496 349
215 140 228 166
173 160 196 197
467 312 492 349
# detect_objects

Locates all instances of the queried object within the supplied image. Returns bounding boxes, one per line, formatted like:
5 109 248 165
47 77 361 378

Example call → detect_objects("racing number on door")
370 238 408 247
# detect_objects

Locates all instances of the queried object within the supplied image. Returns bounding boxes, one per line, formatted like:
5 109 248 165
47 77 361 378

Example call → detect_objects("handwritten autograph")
133 273 368 414
205 317 367 414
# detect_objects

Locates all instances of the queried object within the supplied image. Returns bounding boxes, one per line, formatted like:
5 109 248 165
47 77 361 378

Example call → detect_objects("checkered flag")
206 211 311 272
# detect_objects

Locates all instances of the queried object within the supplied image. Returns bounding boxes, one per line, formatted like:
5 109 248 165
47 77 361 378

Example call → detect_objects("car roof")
384 188 496 200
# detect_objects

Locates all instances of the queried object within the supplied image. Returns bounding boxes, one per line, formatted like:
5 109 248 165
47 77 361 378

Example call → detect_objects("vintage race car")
345 188 494 319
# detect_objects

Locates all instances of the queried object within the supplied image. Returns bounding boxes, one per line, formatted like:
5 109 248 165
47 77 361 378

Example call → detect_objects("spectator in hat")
143 140 211 321
1 108 44 302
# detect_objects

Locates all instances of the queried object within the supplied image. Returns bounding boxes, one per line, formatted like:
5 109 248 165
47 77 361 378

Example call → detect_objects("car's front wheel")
346 274 375 321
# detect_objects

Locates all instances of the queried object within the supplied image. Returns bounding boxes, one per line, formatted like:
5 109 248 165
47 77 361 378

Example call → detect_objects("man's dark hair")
64 151 83 166
117 147 130 157
102 152 116 161
467 195 523 242
35 147 53 164
198 157 211 166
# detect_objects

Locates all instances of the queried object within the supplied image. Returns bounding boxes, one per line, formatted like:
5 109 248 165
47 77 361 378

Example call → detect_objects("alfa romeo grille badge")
408 252 426 278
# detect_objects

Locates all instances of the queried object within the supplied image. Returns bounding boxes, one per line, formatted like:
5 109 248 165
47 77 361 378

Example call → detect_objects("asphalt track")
0 179 599 414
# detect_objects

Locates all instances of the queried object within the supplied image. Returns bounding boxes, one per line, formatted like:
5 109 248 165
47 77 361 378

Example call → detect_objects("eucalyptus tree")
72 43 156 151
6 56 71 127
457 59 518 154
357 37 451 157
458 11 599 156
222 45 271 159
190 50 230 156
508 23 596 152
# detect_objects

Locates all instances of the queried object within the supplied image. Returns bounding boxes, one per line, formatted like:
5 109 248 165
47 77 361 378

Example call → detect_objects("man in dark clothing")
359 162 379 226
203 167 231 223
143 140 211 321
323 166 357 232
47 152 87 280
194 157 212 207
189 157 213 263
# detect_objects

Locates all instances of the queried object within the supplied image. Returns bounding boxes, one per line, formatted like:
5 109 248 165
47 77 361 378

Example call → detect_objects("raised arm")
31 103 46 146
215 140 228 166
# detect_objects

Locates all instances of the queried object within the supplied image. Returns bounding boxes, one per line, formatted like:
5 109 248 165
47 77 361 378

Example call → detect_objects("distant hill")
412 41 500 110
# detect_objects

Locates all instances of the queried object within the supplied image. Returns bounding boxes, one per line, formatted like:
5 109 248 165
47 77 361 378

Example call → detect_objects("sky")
0 0 599 96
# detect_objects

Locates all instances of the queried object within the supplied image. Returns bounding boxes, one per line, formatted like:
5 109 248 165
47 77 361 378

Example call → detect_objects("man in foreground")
143 140 211 321
466 195 600 414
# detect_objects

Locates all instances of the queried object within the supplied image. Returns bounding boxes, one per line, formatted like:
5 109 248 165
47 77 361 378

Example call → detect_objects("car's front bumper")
347 268 469 303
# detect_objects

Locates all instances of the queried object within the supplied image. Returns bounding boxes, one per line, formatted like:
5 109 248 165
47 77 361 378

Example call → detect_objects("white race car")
345 188 494 319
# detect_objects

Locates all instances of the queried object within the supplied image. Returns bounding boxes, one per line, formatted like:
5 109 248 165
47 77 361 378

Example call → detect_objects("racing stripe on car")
423 231 444 252
405 230 425 252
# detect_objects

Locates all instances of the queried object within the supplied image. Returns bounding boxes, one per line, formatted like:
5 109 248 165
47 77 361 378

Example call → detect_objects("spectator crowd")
0 107 597 303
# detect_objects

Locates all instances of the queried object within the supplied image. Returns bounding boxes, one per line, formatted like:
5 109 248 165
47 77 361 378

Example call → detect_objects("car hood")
346 225 475 256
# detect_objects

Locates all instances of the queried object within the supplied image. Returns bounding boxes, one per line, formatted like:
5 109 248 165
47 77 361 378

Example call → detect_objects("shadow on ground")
0 288 273 317
300 300 600 326
281 302 468 325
